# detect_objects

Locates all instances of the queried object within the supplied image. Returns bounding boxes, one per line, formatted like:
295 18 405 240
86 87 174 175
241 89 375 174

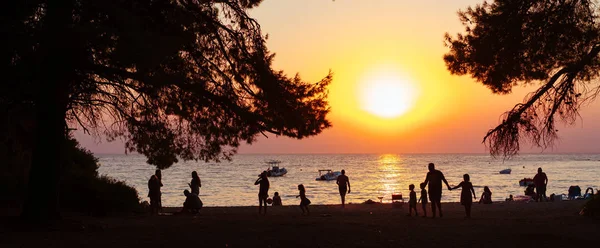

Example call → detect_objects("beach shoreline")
1 200 596 248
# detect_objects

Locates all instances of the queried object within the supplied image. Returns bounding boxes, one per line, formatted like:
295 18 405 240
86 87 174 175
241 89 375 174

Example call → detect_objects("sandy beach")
0 200 596 248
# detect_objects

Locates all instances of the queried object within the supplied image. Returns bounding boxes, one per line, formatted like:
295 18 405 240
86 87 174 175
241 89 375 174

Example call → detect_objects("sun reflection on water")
375 154 409 201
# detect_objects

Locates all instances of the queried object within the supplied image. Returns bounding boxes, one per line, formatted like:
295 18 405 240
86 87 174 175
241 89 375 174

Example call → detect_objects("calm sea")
97 153 600 207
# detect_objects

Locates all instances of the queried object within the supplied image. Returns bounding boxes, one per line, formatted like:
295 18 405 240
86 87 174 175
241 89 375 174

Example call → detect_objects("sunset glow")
360 71 418 118
77 0 600 155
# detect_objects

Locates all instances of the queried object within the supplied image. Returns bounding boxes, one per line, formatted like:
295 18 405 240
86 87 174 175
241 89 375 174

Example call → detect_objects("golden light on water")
378 154 402 166
376 154 405 198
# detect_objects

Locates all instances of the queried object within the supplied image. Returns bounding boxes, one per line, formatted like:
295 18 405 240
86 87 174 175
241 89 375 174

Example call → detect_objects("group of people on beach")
524 168 549 202
146 163 550 217
407 164 552 218
407 163 493 218
253 162 492 218
147 170 203 215
254 169 352 215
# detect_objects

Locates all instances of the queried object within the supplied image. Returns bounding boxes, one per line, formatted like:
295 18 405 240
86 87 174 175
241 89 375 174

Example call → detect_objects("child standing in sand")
408 184 418 216
418 183 428 217
297 184 311 215
451 174 477 218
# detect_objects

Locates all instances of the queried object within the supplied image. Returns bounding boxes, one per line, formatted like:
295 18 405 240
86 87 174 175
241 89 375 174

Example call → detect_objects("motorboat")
315 169 341 181
519 178 534 186
499 168 512 174
265 160 287 177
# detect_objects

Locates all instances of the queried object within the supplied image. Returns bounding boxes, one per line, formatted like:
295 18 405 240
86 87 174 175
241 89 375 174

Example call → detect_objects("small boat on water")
499 168 512 174
265 160 287 177
315 169 341 181
519 178 534 186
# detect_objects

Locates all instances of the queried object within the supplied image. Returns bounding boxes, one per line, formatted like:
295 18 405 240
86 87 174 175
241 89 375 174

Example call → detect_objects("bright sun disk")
360 72 418 118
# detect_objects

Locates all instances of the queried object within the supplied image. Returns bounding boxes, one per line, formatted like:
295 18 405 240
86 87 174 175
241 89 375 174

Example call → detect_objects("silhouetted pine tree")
444 0 600 157
3 0 332 220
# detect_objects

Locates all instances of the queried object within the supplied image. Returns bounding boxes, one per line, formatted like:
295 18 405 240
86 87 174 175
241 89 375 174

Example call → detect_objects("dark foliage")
5 0 331 168
4 0 331 218
0 136 141 214
61 175 141 216
444 0 600 157
60 138 141 215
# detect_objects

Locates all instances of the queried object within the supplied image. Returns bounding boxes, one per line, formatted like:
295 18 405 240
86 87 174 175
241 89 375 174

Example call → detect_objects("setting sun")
359 70 419 118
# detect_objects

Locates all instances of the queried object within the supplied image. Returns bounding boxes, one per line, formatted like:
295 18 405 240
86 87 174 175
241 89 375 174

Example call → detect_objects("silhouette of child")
506 194 514 201
479 186 492 204
407 184 418 216
418 183 428 217
297 184 310 215
272 192 282 206
451 174 477 218
525 184 536 201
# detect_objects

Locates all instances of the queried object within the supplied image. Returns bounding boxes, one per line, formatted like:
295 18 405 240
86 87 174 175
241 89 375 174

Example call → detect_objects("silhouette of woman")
451 174 477 218
189 171 201 196
479 186 492 204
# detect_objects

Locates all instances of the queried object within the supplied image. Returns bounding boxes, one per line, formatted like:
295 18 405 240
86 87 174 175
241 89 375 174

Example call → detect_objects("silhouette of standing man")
422 163 451 218
533 167 548 202
255 171 270 215
336 170 351 208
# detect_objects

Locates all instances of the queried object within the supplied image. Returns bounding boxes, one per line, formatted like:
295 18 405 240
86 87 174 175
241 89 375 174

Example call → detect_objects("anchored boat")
315 169 341 181
265 160 287 177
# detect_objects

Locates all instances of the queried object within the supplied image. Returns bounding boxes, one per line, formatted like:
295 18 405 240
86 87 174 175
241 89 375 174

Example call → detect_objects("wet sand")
0 201 596 248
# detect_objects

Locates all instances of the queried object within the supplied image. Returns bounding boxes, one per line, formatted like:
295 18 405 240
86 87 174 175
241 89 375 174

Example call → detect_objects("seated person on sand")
272 192 282 206
182 190 203 214
479 186 492 204
505 194 514 201
525 184 535 196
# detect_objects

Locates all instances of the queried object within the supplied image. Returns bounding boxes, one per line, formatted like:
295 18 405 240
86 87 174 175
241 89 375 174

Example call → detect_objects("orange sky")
77 0 600 154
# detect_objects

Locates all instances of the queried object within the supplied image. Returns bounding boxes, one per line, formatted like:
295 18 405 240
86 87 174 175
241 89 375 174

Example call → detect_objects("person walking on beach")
422 163 451 218
336 169 351 208
147 175 161 215
407 184 418 216
255 171 270 215
155 169 163 212
188 171 201 196
418 183 428 217
451 174 477 218
533 167 548 202
297 184 311 215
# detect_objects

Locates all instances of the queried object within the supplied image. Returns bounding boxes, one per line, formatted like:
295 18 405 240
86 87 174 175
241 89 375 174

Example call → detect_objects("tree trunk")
21 0 74 221
21 86 67 221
